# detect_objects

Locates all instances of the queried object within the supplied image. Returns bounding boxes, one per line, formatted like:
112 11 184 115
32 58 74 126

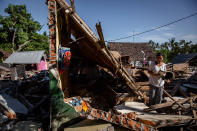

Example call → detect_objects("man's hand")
148 70 160 77
158 70 166 77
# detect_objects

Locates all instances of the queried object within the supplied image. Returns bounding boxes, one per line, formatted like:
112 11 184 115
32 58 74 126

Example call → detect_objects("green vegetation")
149 38 197 63
0 4 48 54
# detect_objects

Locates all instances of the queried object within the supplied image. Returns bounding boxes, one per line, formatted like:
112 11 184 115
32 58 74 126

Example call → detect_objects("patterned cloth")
58 47 71 74
49 69 79 130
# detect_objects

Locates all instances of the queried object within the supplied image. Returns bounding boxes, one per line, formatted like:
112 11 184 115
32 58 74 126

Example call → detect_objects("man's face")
156 56 163 63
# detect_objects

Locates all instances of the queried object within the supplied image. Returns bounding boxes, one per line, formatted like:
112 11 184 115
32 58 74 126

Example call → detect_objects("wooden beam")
163 89 186 110
70 0 76 12
96 22 105 48
56 0 147 102
190 98 197 125
144 96 197 112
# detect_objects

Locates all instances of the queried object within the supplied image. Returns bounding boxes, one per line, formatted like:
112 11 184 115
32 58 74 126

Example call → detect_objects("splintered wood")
55 0 146 101
48 0 197 130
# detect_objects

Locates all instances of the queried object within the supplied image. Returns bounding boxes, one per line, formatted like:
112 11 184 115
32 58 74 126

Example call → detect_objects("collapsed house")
47 0 197 130
4 50 48 80
108 42 155 80
171 53 197 73
0 52 49 130
108 42 155 66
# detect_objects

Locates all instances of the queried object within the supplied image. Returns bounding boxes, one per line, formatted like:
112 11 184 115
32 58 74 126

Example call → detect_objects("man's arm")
148 70 160 77
148 63 160 77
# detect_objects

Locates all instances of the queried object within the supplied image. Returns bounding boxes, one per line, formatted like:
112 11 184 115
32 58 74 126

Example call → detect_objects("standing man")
148 53 166 106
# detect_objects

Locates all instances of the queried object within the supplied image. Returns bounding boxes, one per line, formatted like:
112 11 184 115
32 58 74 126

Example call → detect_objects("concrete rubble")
0 71 50 131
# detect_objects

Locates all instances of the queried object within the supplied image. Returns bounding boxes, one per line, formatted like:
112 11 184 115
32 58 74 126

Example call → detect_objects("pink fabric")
37 60 48 71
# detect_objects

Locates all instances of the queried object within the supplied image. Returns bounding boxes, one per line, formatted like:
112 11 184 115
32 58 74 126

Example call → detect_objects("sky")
0 0 197 44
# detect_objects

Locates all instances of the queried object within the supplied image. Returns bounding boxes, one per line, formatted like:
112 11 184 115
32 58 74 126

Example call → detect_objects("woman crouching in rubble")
148 53 166 107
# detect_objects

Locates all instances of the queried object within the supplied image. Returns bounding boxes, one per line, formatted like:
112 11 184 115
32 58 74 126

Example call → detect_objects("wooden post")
190 98 197 125
163 89 186 110
70 0 76 12
96 22 106 48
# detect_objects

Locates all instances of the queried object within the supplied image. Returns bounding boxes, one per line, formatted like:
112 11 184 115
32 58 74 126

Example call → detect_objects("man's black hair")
155 52 164 64
156 52 163 57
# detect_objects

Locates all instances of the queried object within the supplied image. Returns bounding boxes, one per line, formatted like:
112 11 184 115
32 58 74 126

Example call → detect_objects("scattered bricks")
122 117 128 128
49 29 55 36
83 107 155 130
111 115 116 123
143 125 149 131
49 13 55 19
49 20 55 26
50 56 56 60
5 111 16 119
50 61 56 65
138 118 157 127
91 109 97 117
122 114 126 118
128 119 135 129
50 39 56 44
50 27 55 32
127 112 137 120
101 112 105 120
48 35 56 40
50 45 55 51
49 4 55 10
135 122 141 130
48 24 56 29
116 115 121 123
50 52 56 57
107 113 112 121
96 112 101 118
49 31 55 37
50 44 55 49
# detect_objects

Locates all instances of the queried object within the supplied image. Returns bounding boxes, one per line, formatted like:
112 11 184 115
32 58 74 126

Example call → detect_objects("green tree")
0 4 48 54
149 38 197 63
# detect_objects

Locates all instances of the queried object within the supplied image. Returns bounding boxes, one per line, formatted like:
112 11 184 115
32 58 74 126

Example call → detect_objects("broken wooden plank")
190 98 197 125
70 0 76 12
96 22 105 48
115 101 193 128
163 89 186 110
144 96 197 112
55 0 147 102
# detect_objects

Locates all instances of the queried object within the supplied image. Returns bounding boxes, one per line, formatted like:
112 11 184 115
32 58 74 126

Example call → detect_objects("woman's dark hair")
156 52 163 57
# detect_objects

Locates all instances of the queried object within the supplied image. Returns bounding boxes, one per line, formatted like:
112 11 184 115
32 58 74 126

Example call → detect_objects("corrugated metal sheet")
171 53 197 64
4 50 45 64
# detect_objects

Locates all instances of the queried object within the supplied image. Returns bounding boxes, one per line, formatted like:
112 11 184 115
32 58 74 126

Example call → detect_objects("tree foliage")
0 4 48 54
149 38 197 63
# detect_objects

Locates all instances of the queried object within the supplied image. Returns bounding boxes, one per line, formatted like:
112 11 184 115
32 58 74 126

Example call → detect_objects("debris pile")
0 71 49 131
47 0 197 130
